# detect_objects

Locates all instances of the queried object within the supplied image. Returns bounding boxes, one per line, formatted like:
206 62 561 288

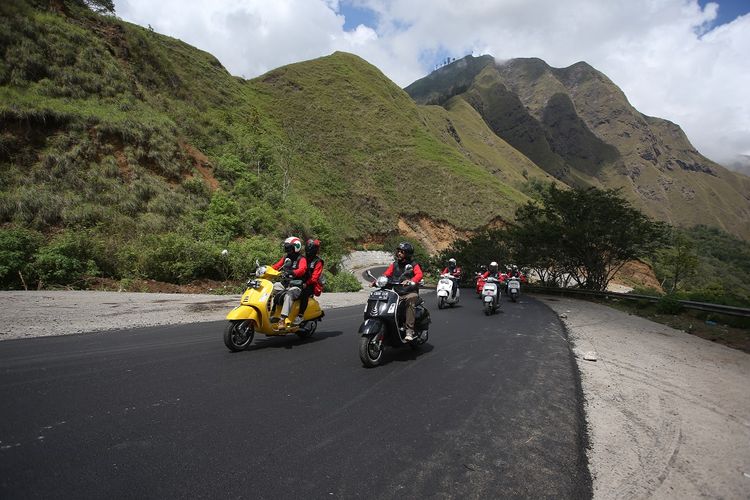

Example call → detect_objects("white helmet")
283 236 302 254
489 261 498 270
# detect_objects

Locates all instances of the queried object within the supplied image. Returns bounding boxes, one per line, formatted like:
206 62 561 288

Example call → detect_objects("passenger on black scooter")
374 242 423 341
297 238 324 325
271 236 307 328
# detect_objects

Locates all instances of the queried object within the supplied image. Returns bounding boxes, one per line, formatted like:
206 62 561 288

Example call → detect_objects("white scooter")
481 276 502 315
506 276 521 302
436 273 460 309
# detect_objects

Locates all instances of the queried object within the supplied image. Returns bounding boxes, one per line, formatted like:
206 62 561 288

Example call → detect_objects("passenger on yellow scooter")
296 238 325 326
271 236 307 328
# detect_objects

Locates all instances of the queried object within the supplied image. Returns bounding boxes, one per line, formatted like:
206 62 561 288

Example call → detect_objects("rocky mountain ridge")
406 55 750 240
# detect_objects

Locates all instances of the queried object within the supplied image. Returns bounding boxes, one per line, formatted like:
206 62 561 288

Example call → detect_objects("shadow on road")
244 329 344 351
371 342 435 367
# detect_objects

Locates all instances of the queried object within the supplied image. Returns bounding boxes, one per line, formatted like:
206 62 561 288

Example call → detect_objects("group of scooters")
437 266 521 316
475 272 522 315
436 268 522 316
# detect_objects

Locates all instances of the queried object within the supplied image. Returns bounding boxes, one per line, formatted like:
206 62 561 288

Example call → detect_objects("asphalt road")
0 293 591 499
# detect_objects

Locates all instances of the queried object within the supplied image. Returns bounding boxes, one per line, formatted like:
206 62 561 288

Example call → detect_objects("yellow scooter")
223 264 324 351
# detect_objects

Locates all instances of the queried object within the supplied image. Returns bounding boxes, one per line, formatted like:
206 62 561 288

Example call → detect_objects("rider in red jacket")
441 258 462 298
271 236 307 328
377 242 423 341
296 238 324 324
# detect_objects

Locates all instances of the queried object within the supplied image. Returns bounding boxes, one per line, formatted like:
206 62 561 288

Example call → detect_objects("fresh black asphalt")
0 292 591 498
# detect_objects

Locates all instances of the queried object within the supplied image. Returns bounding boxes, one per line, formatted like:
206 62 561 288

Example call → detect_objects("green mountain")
0 1 748 288
406 56 750 240
0 1 561 258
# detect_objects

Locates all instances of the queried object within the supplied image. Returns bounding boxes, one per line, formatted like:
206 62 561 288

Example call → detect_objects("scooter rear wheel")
223 320 255 351
296 320 317 339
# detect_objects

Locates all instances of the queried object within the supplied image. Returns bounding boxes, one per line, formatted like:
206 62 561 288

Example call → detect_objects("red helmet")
305 238 320 256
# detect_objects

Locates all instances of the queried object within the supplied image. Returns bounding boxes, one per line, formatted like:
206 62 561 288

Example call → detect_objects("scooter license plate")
509 282 519 289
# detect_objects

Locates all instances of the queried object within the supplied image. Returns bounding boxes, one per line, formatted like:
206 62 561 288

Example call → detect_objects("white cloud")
113 0 750 168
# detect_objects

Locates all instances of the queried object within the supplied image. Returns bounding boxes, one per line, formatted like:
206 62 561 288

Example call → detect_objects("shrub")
32 230 101 286
655 295 683 315
134 233 220 283
323 270 361 292
0 227 43 288
225 236 278 279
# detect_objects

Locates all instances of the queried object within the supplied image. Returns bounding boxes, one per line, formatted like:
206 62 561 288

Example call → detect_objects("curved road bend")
0 293 591 498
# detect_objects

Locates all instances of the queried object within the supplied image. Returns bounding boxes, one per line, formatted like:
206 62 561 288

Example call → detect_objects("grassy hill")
0 0 547 286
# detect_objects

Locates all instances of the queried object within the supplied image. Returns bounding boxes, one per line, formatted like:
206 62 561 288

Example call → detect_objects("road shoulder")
540 295 750 499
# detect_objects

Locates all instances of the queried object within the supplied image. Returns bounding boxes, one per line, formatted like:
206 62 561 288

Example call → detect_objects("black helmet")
305 238 320 256
396 241 414 259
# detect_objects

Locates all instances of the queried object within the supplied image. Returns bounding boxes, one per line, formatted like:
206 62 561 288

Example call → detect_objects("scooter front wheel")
438 296 446 309
224 320 255 352
359 335 383 367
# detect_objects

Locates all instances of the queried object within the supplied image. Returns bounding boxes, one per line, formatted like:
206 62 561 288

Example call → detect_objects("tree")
85 0 114 13
655 232 699 293
509 186 666 290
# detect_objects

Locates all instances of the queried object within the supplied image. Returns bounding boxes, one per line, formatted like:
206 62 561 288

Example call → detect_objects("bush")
0 227 43 288
225 236 278 280
655 295 683 315
323 270 361 292
133 233 220 283
33 230 101 286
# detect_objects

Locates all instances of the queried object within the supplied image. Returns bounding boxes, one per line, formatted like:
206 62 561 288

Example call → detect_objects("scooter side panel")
226 305 261 322
358 318 383 335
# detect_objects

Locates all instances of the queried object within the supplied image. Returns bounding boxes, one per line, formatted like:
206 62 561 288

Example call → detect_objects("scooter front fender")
359 318 384 336
436 290 449 297
226 305 261 323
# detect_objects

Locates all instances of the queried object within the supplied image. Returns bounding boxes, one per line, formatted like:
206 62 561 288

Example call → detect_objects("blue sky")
115 0 750 169
698 0 750 26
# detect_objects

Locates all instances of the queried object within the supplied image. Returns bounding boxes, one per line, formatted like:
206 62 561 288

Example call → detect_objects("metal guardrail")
523 285 750 318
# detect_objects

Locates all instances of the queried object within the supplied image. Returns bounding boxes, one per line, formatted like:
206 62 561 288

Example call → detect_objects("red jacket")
305 257 324 295
441 266 462 279
481 270 506 282
271 254 307 279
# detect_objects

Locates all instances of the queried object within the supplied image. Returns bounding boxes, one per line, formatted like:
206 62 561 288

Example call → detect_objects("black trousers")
298 284 314 316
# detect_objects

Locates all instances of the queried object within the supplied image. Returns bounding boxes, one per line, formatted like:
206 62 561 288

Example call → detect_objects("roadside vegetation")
430 185 750 309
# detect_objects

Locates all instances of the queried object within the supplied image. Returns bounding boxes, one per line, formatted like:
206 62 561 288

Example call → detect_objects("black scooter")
358 268 430 367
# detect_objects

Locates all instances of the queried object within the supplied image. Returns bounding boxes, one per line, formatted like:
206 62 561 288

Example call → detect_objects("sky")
112 0 750 170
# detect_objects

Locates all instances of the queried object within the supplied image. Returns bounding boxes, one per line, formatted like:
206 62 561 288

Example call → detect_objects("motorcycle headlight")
376 276 389 288
255 265 267 277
